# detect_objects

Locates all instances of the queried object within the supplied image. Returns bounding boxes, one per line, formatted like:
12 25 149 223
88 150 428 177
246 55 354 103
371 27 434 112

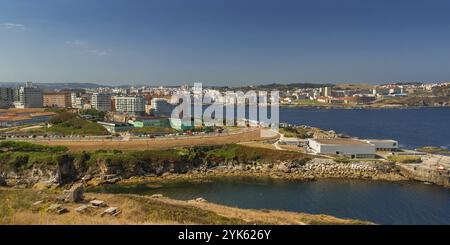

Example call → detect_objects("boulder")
62 183 84 203
32 181 52 191
46 204 68 214
75 205 89 214
90 200 107 208
277 163 291 173
194 197 207 202
101 207 121 217
33 200 44 206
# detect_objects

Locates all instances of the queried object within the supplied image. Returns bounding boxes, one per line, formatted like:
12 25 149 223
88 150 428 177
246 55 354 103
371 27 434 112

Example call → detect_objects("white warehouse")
363 139 398 151
308 138 376 158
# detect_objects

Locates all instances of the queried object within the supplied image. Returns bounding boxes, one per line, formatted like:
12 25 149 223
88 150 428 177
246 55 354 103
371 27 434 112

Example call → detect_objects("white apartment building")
114 96 145 115
91 93 112 111
14 82 43 108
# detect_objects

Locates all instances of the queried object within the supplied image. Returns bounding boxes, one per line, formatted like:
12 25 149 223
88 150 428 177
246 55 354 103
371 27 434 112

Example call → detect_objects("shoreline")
87 158 409 188
114 168 407 186
280 104 450 110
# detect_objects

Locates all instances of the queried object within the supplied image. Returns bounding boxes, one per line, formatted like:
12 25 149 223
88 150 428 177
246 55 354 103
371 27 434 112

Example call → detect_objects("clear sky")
1 0 450 86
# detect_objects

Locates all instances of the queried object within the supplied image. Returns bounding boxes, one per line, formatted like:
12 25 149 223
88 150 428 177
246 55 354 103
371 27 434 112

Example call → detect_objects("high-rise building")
91 93 112 111
323 87 332 97
0 87 14 109
14 82 43 108
43 91 72 108
114 96 145 115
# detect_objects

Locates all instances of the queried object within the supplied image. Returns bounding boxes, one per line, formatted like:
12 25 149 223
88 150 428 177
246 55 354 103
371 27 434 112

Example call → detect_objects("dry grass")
0 187 372 225
387 155 422 164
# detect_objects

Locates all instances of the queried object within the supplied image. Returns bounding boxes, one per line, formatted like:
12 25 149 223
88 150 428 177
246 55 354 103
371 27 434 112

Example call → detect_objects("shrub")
80 108 106 121
49 112 77 124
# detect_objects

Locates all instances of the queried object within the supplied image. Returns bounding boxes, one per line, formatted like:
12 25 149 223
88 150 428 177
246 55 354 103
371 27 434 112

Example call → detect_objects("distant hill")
0 82 107 89
210 83 334 91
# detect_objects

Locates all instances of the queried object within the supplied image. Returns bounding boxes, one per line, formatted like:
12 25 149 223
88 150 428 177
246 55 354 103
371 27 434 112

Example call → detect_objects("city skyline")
2 0 450 85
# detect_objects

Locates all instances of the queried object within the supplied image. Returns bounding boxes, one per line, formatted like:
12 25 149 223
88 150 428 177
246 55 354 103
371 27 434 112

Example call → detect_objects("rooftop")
365 139 398 143
313 138 372 145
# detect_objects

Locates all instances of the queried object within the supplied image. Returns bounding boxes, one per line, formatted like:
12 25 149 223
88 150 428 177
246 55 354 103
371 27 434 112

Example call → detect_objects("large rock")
151 194 163 199
75 205 89 214
62 183 84 203
56 155 77 184
101 207 121 217
46 204 69 214
90 200 107 208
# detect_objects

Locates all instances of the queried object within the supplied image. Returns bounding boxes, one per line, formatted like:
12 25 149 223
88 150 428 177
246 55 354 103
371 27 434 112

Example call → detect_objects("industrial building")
169 118 194 131
364 139 399 151
97 121 134 133
308 138 376 158
128 117 170 128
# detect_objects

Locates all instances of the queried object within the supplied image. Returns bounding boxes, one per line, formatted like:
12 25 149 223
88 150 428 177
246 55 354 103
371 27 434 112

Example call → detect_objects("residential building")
323 87 332 97
91 93 112 111
43 91 72 108
114 96 145 115
0 88 14 109
14 82 43 108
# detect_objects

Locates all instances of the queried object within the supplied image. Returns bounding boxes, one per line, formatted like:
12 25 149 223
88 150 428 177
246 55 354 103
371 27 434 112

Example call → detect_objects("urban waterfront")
280 107 450 150
90 177 450 225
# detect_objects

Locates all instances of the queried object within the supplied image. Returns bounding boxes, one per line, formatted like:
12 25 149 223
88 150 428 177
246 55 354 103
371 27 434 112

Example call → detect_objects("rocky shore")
0 156 408 189
117 158 406 185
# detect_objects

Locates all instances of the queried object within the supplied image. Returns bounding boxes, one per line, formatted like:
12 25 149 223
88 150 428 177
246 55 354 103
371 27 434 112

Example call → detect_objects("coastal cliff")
0 141 406 188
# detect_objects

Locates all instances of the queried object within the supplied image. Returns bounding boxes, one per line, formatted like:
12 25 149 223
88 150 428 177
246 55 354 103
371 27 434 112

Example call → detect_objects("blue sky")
1 0 450 86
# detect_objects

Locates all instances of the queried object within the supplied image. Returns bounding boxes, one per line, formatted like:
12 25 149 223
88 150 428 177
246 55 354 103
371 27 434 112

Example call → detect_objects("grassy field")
416 146 450 154
47 118 109 136
36 128 273 151
0 187 372 225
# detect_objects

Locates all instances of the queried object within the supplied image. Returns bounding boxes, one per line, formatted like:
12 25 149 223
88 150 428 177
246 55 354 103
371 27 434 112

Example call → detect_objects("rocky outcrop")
192 158 405 181
1 154 79 188
2 150 405 188
60 183 84 203
56 155 77 184
0 175 6 186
